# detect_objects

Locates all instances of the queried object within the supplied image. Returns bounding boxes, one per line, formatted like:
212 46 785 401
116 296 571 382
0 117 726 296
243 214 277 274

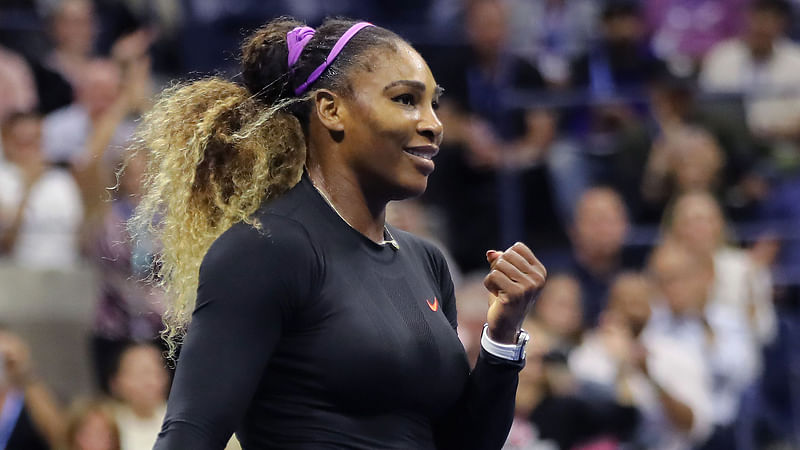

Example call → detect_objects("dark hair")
242 17 402 128
130 16 407 359
751 0 793 16
602 0 641 21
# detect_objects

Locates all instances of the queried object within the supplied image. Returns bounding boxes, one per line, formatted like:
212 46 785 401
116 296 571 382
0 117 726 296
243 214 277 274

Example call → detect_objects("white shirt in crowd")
700 38 800 135
114 402 167 450
569 330 714 450
646 301 760 428
0 163 83 269
42 103 136 165
712 246 777 346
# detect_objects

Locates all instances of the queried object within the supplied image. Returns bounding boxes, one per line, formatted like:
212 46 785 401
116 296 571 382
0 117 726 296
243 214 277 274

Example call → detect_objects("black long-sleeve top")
153 173 524 449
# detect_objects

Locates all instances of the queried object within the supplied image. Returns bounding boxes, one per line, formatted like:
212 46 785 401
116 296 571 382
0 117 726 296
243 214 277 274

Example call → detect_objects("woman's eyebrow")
383 80 426 92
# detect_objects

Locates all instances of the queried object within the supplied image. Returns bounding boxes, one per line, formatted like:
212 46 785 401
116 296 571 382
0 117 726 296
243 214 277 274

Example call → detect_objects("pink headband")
286 22 374 96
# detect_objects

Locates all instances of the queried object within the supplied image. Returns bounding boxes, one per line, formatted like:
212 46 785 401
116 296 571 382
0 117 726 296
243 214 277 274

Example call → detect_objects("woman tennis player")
133 16 547 450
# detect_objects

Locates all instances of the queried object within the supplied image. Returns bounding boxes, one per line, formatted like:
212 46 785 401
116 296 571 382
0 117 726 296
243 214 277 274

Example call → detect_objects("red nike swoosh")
426 297 439 312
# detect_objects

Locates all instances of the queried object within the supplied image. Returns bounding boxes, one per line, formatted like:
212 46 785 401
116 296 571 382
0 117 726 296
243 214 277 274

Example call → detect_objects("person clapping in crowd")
570 272 714 449
0 111 84 269
0 328 66 450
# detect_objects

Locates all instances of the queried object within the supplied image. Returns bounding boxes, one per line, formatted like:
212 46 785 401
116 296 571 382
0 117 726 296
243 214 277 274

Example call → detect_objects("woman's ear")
313 89 346 132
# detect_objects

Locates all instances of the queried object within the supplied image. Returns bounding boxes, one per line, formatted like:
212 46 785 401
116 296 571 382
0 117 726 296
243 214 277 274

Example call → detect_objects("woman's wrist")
486 326 520 345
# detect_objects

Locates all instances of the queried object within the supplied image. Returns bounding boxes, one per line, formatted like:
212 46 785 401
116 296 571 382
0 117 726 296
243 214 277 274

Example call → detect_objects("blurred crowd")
0 0 799 449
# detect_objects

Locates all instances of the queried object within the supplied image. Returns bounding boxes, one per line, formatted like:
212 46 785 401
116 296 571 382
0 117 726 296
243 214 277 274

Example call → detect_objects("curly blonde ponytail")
130 78 305 358
129 16 403 358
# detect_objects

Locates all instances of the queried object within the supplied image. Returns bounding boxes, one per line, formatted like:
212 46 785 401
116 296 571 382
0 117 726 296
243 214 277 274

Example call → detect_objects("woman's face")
2 116 43 166
110 346 168 415
671 193 724 253
336 42 443 200
72 411 117 450
534 276 583 338
652 246 711 315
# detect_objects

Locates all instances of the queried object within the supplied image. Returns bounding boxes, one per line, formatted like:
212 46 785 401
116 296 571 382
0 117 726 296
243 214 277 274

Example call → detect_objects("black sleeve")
429 245 524 450
153 216 321 450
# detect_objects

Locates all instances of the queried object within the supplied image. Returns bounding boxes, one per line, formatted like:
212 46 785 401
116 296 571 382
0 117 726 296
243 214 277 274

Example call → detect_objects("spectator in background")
72 47 151 225
569 0 666 94
640 126 726 221
0 111 84 269
525 274 584 354
645 0 748 70
665 190 777 347
700 0 800 147
505 0 599 85
569 272 714 449
42 23 152 166
559 187 638 326
65 398 121 450
637 70 764 221
424 0 563 271
564 1 667 199
647 243 759 450
44 0 96 93
26 0 97 114
0 328 67 450
42 59 133 167
510 312 638 450
108 343 168 450
0 45 38 123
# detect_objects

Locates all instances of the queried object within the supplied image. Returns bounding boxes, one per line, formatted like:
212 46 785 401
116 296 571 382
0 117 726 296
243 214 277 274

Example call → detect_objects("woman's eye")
394 94 415 106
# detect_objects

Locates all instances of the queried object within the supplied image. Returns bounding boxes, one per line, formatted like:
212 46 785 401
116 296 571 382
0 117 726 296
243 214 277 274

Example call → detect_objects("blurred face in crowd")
1 114 43 167
608 273 652 337
602 9 644 46
533 274 583 339
110 345 168 417
649 84 693 125
747 7 787 56
77 60 122 118
572 188 628 263
52 0 95 56
466 0 508 59
650 244 713 316
669 192 725 255
670 131 724 192
71 409 120 450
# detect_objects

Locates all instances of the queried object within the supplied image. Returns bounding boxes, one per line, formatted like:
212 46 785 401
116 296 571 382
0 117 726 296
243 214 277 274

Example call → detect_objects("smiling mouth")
405 149 434 160
403 146 439 160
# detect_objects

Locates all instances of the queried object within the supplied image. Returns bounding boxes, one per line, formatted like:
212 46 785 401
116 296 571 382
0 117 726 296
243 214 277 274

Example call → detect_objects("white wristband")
480 324 527 361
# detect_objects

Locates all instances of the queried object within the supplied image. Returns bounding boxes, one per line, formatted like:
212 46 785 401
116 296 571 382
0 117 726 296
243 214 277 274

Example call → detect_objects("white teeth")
405 150 432 160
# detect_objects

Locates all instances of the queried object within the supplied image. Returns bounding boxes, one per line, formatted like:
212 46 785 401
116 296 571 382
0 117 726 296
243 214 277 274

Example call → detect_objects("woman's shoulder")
206 213 319 271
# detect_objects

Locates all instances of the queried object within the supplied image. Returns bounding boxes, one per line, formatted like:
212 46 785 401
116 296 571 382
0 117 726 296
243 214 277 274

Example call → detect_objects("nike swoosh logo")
426 297 439 312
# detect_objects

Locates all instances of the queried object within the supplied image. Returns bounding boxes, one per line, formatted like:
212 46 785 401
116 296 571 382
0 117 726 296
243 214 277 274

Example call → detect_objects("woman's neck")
306 163 387 244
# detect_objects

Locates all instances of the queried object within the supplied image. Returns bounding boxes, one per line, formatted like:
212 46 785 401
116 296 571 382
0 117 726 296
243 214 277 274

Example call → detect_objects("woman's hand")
0 330 34 387
483 242 547 343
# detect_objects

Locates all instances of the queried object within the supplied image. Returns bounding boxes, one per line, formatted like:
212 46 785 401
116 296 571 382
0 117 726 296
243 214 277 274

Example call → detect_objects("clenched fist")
484 242 547 343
